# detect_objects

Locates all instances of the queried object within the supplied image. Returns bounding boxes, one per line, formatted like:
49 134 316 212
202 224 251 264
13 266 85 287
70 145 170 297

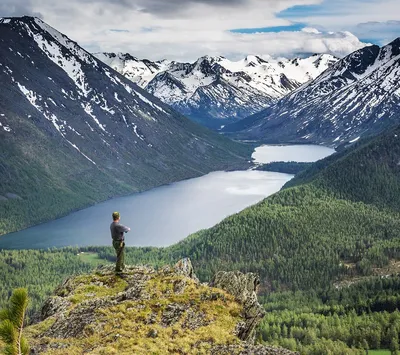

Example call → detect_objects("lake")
0 145 335 250
252 144 336 164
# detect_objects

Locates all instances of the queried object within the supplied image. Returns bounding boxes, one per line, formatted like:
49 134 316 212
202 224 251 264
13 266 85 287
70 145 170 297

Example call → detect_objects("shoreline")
0 144 335 249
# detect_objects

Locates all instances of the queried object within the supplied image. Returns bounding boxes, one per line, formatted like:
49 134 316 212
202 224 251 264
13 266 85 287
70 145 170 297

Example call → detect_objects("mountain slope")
0 16 251 236
224 38 400 145
95 52 338 129
152 126 400 290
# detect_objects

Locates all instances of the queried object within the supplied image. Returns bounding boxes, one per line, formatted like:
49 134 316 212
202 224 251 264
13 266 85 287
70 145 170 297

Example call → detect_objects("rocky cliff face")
26 259 296 354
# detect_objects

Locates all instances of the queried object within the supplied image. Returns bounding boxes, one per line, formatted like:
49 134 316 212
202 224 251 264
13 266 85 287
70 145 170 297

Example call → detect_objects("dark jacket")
110 221 129 241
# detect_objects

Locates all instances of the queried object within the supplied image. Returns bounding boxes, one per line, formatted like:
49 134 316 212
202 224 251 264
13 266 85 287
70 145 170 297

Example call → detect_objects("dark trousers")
113 240 125 272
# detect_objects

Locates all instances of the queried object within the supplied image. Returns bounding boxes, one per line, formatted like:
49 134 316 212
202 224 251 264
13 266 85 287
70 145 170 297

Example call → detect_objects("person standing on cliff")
110 212 130 274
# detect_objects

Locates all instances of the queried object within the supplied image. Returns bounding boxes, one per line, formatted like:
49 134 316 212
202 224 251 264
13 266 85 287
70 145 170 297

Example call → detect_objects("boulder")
174 257 198 281
210 271 266 343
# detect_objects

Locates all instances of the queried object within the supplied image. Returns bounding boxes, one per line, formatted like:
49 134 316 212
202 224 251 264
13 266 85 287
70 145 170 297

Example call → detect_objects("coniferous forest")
1 127 400 353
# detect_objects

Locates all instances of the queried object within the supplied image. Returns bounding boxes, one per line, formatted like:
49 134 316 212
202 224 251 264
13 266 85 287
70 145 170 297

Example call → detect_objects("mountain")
0 16 251 236
22 261 295 354
224 38 400 145
94 52 338 129
93 52 169 87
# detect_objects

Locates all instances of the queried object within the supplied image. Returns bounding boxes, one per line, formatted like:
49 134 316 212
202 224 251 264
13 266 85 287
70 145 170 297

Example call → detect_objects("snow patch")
28 28 92 97
33 18 97 67
114 92 122 103
0 121 11 132
48 97 57 106
81 103 107 132
132 123 145 141
66 140 96 165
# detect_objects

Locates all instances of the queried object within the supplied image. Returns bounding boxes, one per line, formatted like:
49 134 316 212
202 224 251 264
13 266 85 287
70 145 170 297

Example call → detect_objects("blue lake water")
0 145 335 249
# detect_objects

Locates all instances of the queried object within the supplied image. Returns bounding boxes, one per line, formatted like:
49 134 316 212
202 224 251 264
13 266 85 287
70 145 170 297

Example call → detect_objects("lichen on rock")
26 259 296 354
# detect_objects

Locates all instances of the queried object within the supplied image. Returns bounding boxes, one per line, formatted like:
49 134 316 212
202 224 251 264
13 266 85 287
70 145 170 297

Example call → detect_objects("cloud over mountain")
1 0 397 60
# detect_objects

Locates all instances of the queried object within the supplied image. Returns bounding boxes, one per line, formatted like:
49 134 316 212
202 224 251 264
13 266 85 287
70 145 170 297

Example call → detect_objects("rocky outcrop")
174 257 198 281
210 271 266 343
28 259 296 355
211 345 299 355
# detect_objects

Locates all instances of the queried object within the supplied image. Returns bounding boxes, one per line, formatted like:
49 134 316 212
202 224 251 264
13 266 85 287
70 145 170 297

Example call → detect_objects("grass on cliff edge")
25 268 243 354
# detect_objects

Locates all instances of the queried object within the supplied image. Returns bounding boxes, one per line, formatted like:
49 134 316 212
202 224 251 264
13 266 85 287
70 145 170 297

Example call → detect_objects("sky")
1 0 399 61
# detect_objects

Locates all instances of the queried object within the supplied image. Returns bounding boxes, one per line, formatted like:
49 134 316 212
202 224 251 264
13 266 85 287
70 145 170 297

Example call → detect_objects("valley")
0 17 251 237
1 128 400 354
0 9 399 355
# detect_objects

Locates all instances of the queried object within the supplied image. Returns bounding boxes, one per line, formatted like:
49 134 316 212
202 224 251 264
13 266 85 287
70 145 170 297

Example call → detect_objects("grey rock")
172 278 187 294
44 297 116 338
41 296 71 320
181 309 209 330
145 312 157 325
210 271 261 303
161 303 188 326
147 329 158 338
210 271 265 343
54 276 77 297
174 257 198 281
210 345 299 355
200 290 227 302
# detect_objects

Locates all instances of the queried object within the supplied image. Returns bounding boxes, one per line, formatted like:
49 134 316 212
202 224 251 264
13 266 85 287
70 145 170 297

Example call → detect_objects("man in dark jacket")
110 211 130 274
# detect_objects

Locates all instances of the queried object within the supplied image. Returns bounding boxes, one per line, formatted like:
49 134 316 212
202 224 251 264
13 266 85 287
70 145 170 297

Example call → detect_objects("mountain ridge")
223 37 400 145
94 51 338 128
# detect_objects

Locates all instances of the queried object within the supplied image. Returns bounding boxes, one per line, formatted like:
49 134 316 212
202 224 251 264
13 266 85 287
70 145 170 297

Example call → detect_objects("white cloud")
77 26 367 61
2 0 389 60
353 21 400 44
286 0 400 32
301 27 321 34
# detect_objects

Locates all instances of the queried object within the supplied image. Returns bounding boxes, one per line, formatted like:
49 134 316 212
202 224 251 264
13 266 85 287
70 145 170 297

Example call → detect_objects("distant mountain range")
0 16 250 235
94 52 338 129
223 38 400 146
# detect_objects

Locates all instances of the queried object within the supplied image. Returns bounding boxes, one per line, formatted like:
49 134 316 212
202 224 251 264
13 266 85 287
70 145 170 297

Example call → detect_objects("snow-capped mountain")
224 38 400 146
0 16 250 232
94 52 170 88
94 52 338 129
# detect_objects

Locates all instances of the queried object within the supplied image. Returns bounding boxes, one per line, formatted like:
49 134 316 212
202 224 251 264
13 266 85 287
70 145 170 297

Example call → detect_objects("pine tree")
0 288 30 355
